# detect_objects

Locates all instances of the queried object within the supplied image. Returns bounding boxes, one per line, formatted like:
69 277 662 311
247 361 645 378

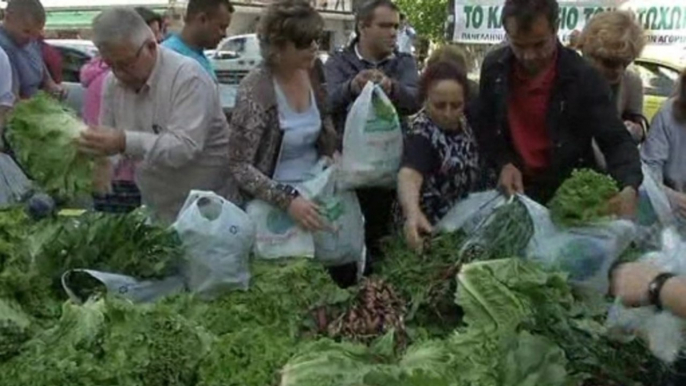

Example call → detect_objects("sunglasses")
292 34 321 50
592 55 631 70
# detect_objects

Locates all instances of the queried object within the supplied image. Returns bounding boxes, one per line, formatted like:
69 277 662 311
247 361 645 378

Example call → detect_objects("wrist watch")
648 272 676 311
276 184 300 200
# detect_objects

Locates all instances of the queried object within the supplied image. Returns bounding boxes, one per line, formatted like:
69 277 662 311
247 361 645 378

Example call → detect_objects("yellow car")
632 57 682 122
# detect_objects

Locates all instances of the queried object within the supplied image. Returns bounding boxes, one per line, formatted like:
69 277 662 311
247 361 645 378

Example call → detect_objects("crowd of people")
1 0 686 318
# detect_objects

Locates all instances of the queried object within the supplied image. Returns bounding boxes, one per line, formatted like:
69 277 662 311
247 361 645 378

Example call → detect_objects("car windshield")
635 61 680 97
219 38 246 53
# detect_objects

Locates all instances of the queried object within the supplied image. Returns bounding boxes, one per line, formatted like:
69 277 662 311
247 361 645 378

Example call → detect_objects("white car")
209 34 262 85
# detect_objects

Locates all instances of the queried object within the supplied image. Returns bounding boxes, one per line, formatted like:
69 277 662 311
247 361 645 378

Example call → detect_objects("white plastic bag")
246 202 315 260
305 166 365 267
606 227 686 363
245 162 328 260
173 190 254 300
247 162 365 267
339 82 402 190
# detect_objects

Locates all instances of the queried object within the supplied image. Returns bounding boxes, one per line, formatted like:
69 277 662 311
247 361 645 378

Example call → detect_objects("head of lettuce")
7 92 95 202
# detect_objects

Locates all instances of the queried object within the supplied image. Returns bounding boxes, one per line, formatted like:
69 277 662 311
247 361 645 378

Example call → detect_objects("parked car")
633 57 682 122
210 34 262 85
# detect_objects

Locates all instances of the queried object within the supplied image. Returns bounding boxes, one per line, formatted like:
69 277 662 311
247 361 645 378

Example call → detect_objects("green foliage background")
395 0 450 41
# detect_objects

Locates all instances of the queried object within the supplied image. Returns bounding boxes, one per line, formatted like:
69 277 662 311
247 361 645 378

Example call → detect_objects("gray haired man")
78 7 236 224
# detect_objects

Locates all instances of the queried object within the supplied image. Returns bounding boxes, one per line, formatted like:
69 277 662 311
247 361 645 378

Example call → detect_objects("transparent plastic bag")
520 196 636 293
434 190 502 234
606 227 686 363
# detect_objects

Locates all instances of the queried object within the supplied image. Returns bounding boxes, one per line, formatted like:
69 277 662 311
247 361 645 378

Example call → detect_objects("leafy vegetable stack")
378 232 466 337
29 210 183 293
548 169 619 227
7 93 94 201
452 259 665 386
0 296 213 386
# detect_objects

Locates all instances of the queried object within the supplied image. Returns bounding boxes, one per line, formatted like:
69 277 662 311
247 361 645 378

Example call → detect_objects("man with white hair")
78 7 236 224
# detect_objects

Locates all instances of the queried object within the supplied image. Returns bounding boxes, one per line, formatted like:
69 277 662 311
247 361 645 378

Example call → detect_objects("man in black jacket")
473 0 642 215
325 0 420 269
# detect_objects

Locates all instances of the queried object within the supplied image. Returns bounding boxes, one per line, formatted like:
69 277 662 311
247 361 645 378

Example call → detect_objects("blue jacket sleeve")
324 54 356 116
388 55 420 115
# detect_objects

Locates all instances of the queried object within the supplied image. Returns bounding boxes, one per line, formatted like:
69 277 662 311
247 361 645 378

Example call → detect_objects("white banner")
452 0 686 45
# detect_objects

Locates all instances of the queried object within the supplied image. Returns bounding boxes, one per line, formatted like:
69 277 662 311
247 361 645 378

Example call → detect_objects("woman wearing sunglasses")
580 10 648 146
228 0 338 233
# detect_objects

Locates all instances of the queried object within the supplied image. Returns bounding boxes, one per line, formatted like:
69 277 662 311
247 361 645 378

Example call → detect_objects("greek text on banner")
452 0 686 45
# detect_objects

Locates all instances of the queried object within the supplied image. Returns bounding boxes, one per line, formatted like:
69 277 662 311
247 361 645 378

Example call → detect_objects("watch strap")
276 183 300 199
648 272 676 311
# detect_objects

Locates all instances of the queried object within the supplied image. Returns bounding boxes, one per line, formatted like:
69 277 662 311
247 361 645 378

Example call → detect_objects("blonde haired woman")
580 10 647 143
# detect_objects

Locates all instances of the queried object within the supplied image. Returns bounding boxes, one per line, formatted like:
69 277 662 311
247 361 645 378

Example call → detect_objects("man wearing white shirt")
396 13 415 55
78 8 236 224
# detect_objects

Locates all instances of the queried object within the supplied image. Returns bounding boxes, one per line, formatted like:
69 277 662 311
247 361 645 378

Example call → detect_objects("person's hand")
608 186 638 219
287 196 326 231
498 163 524 197
351 70 378 95
611 262 661 307
666 188 686 218
624 121 644 142
78 126 126 157
404 212 433 252
45 83 67 101
378 75 393 95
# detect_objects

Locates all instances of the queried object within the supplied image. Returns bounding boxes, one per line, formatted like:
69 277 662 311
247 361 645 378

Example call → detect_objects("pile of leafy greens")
278 258 666 386
453 258 665 386
7 93 94 201
29 209 183 290
0 256 352 386
0 209 183 320
0 296 213 386
281 332 455 386
378 232 466 338
548 169 619 228
0 199 668 386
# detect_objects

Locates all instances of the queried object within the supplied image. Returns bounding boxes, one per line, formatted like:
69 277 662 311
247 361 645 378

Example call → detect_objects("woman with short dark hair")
397 60 489 251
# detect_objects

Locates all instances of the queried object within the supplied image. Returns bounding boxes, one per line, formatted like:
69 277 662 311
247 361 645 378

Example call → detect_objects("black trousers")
357 187 395 259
